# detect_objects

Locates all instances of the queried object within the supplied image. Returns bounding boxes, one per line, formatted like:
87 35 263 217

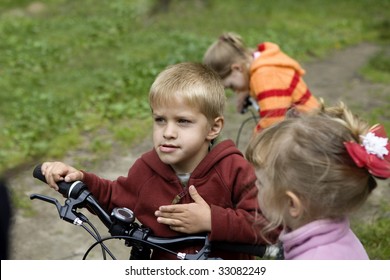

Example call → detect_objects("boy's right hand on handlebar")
41 161 84 191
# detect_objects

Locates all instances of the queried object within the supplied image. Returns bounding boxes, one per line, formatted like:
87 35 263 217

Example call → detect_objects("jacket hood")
140 139 242 181
250 42 305 76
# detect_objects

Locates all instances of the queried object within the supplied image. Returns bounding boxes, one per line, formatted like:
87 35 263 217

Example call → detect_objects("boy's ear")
207 116 224 140
285 191 303 218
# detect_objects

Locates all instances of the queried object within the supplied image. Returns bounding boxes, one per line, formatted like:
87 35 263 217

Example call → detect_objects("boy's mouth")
159 144 179 153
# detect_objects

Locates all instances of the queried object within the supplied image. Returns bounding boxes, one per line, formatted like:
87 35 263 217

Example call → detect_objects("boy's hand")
41 161 84 191
155 185 211 234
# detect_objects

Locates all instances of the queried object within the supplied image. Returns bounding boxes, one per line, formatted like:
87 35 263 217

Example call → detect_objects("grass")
352 201 390 259
1 0 390 259
1 0 389 173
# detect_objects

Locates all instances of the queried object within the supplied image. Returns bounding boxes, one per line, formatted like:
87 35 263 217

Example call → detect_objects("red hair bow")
344 124 390 178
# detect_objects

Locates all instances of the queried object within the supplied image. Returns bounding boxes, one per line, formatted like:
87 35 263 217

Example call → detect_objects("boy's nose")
163 122 177 139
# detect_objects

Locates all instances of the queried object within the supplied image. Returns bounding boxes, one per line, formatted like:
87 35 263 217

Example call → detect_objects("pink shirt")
279 218 369 260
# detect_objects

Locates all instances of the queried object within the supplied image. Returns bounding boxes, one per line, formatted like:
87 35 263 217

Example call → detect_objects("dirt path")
8 42 390 259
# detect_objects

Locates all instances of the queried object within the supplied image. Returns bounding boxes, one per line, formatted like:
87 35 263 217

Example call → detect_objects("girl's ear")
206 116 224 141
231 63 243 72
285 191 303 218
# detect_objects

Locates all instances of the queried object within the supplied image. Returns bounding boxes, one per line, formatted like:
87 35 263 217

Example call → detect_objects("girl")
245 102 390 259
203 32 320 132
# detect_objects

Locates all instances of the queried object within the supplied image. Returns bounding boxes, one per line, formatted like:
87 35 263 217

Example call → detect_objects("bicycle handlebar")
241 96 259 114
33 164 86 198
32 164 113 228
31 163 268 260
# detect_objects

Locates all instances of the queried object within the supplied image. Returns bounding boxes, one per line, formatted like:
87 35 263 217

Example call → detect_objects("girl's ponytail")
218 32 247 55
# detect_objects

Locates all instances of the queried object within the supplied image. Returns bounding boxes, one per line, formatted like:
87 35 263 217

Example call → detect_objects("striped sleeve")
253 71 319 131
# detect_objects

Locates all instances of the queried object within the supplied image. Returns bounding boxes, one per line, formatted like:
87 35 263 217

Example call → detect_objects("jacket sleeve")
208 157 279 245
81 159 145 213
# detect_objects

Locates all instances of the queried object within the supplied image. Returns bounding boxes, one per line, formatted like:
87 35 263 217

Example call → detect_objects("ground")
7 42 390 260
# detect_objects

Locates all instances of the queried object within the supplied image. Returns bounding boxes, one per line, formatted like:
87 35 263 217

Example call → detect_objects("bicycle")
31 164 279 260
236 96 259 147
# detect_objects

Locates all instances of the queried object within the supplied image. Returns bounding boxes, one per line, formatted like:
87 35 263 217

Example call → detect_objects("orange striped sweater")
249 42 320 131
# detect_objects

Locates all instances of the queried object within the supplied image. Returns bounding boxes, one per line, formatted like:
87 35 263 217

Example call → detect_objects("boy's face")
152 96 214 174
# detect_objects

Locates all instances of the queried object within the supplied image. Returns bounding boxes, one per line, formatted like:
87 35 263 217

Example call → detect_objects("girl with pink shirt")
246 102 390 259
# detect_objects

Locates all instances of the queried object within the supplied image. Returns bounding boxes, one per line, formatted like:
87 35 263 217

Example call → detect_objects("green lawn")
1 0 389 172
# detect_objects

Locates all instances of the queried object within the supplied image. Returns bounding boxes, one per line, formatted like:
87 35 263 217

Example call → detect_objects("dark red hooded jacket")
82 139 274 259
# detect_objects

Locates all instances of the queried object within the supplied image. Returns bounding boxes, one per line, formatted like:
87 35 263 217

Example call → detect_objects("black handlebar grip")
32 164 86 198
32 164 46 183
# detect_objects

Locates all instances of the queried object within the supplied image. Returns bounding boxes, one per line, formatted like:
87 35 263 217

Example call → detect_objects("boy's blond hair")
246 102 376 234
149 62 226 122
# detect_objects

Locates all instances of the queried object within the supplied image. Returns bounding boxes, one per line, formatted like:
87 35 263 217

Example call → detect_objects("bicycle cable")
83 235 180 260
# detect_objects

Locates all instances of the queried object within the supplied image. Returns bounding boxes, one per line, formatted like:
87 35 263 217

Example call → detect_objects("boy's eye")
154 117 165 123
178 119 190 123
178 119 193 126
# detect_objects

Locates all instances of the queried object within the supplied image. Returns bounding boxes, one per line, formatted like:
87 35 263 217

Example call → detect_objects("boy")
42 62 274 259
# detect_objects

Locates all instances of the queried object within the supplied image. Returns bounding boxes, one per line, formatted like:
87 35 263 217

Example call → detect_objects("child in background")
203 32 320 132
245 101 390 259
41 62 276 260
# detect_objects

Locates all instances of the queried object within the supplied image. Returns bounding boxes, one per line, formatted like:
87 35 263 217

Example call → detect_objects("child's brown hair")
203 32 252 79
246 102 379 233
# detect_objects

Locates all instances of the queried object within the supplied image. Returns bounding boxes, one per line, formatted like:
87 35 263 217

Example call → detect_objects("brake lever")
30 191 91 225
30 193 62 212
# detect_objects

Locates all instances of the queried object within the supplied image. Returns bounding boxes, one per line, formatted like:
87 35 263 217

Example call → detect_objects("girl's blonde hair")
203 32 252 79
149 62 226 121
245 102 377 233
